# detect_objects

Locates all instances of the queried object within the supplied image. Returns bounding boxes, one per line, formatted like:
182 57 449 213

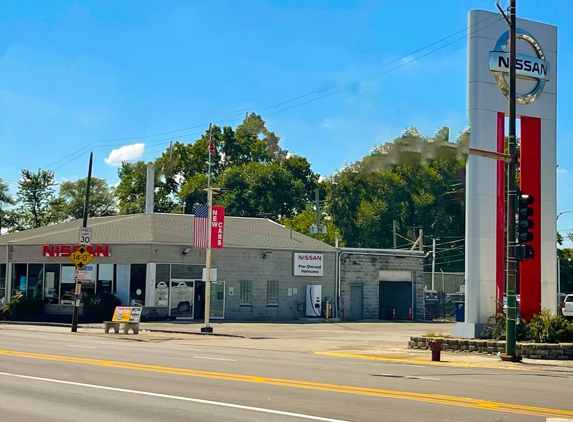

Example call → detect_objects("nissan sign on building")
456 10 557 338
293 253 324 277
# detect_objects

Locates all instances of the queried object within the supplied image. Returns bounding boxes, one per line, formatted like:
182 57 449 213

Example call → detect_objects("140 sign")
69 246 94 270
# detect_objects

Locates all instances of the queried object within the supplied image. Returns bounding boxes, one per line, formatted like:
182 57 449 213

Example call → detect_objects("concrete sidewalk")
3 320 573 371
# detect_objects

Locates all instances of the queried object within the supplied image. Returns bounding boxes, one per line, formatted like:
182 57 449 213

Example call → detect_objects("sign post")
71 152 93 333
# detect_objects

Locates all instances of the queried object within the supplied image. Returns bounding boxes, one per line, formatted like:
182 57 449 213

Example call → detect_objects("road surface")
0 328 572 421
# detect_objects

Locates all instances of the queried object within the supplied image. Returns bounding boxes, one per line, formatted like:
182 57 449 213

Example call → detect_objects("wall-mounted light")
262 251 273 259
182 247 192 255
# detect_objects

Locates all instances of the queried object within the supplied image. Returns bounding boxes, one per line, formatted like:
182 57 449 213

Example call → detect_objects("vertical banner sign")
211 206 225 249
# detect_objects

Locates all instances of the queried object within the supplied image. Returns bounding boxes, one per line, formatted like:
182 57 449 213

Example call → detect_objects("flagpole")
202 124 213 333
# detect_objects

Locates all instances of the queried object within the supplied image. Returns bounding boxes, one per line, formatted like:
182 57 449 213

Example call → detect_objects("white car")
562 294 573 320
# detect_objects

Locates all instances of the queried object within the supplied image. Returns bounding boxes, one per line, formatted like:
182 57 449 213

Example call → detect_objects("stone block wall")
409 336 573 360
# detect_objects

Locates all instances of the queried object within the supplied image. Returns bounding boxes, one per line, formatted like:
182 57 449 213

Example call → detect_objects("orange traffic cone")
408 308 412 320
392 308 396 320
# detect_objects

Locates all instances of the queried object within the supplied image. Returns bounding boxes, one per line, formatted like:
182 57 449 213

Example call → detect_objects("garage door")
379 281 412 320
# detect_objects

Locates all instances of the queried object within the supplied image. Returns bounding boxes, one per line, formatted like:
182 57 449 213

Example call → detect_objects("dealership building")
0 213 426 322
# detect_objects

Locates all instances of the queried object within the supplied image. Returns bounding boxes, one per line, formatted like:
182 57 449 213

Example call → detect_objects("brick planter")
409 337 573 360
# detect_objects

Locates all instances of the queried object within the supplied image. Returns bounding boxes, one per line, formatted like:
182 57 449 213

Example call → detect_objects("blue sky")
1 0 572 241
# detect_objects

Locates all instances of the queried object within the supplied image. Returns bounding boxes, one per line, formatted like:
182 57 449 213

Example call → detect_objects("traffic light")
516 193 534 261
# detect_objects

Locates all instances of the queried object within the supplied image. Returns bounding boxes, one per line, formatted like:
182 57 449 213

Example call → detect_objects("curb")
0 320 245 338
313 351 561 372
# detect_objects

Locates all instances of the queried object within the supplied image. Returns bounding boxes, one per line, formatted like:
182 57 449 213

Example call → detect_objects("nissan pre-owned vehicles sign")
293 253 324 277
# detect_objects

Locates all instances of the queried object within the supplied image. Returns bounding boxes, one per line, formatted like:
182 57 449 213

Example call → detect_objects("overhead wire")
3 12 502 183
380 15 502 76
380 12 498 65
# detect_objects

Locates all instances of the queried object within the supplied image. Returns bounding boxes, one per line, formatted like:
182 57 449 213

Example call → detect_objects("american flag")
193 204 209 248
208 139 217 154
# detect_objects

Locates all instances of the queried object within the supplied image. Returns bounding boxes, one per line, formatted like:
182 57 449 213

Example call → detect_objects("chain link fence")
422 272 465 321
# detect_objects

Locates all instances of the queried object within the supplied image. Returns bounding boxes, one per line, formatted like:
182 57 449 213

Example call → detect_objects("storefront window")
60 265 76 305
11 264 27 298
155 264 170 307
171 264 202 280
97 264 115 295
44 264 60 304
82 264 96 297
0 264 6 305
130 264 146 306
28 264 44 300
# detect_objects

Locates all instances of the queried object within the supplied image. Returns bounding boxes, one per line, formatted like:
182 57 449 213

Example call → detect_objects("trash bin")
454 301 465 322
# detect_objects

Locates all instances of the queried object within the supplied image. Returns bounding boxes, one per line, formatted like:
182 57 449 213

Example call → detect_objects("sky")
1 0 572 242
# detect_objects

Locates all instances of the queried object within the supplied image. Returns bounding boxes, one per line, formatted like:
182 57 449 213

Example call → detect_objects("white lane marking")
0 371 346 422
193 356 237 362
376 373 441 381
67 345 97 349
546 419 573 422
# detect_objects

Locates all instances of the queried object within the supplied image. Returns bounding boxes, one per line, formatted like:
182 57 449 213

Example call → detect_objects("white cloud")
104 143 145 166
557 168 568 174
321 118 331 128
401 55 416 65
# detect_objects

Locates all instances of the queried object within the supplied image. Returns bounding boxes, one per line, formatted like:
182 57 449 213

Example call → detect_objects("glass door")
170 279 194 319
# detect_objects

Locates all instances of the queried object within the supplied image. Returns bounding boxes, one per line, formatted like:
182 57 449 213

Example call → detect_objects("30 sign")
79 227 92 245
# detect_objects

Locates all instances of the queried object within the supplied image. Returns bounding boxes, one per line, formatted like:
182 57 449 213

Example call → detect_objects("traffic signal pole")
503 0 521 361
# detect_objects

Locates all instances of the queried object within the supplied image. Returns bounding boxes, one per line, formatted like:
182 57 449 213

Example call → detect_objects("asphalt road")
1 328 572 422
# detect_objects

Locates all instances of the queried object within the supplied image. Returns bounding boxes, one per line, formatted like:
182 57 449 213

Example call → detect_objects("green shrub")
529 310 573 343
2 293 44 317
82 292 121 322
480 312 530 341
425 331 445 338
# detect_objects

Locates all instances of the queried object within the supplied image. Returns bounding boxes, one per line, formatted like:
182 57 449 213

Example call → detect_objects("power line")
380 12 499 65
433 238 465 248
2 13 501 181
380 16 502 76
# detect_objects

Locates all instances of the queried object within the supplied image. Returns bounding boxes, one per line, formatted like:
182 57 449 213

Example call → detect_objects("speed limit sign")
79 227 92 245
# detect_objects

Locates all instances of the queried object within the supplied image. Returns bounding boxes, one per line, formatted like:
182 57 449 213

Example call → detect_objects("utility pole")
71 152 93 333
431 238 436 291
202 124 215 333
392 220 397 249
502 0 520 362
315 188 320 241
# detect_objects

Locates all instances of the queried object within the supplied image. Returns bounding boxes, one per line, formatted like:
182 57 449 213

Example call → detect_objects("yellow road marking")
0 348 571 418
314 351 543 371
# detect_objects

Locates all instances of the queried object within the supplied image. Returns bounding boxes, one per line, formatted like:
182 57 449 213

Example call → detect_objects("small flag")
193 204 209 248
208 140 216 155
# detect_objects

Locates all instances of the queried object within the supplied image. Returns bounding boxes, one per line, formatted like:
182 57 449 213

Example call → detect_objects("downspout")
5 243 11 301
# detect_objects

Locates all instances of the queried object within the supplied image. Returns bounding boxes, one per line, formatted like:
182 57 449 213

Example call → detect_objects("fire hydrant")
429 339 441 362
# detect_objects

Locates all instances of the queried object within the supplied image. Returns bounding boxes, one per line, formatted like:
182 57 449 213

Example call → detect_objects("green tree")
218 161 307 219
16 169 57 228
559 248 573 295
325 127 466 270
280 204 342 246
0 178 16 233
118 113 303 218
51 177 118 222
115 161 179 215
0 178 14 206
